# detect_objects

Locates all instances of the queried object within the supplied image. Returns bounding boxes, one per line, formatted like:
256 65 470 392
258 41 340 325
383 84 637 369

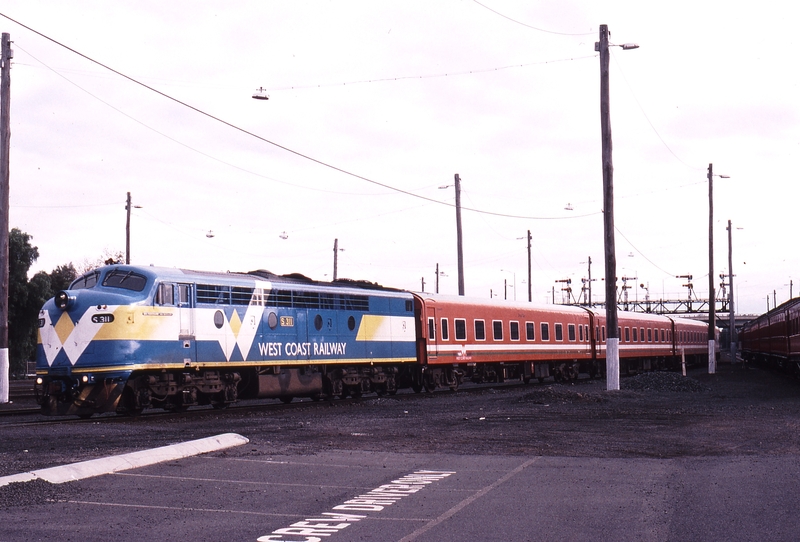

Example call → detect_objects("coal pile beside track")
622 371 709 393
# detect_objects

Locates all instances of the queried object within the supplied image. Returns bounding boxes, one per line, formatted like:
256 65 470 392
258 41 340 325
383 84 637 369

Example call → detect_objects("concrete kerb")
0 432 249 488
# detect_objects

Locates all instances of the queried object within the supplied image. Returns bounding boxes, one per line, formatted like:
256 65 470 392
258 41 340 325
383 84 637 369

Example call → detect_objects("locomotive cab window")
455 319 467 341
156 283 175 306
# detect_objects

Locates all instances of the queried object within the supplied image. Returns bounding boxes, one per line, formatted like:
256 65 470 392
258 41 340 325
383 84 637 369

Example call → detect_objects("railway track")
1 375 586 426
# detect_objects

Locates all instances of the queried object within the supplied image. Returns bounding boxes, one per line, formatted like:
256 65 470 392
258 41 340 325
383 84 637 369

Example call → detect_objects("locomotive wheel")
522 376 531 384
119 388 143 417
279 396 294 404
412 383 423 393
309 392 322 402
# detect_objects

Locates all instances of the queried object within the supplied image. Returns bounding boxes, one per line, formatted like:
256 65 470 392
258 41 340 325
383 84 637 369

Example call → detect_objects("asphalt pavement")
2 442 799 541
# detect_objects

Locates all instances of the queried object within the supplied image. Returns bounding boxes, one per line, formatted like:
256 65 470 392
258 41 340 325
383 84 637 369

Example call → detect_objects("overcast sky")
1 1 797 315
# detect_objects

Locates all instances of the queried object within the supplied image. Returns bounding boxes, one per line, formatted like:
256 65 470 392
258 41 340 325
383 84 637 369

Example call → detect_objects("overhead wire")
471 0 595 36
0 12 598 222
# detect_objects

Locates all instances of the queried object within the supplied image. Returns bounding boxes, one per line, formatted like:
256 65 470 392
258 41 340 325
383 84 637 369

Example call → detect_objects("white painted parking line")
256 470 456 542
398 457 540 542
0 433 249 487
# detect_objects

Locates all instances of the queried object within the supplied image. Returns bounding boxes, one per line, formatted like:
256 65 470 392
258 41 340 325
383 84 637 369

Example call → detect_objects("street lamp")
597 24 639 391
707 164 729 374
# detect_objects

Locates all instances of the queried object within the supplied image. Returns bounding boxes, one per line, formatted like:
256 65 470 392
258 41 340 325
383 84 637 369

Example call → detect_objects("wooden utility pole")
727 219 736 364
527 230 532 302
0 33 11 403
333 238 339 281
454 173 464 296
125 192 132 264
587 256 593 307
598 24 619 390
707 164 716 374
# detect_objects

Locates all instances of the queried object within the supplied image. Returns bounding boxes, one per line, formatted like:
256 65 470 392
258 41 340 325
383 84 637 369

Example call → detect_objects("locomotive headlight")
36 377 43 385
82 375 89 383
54 291 75 310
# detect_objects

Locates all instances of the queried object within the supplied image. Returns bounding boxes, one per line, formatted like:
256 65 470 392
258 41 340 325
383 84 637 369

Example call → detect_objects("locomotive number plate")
92 314 115 324
280 316 294 327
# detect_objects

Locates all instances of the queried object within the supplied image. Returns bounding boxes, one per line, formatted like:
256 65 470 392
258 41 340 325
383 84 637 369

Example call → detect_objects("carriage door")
177 283 196 362
427 308 439 360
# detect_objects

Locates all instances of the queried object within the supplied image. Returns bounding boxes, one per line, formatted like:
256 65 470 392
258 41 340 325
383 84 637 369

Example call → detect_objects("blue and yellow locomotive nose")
36 282 142 416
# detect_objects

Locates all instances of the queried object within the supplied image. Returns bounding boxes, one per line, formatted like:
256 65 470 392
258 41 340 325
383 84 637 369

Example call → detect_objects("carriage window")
632 327 638 342
585 325 590 342
455 319 467 341
428 317 435 340
661 329 666 342
579 325 584 342
541 323 550 341
640 328 645 343
493 320 503 341
625 327 630 342
555 323 563 341
526 322 535 341
568 324 576 341
441 318 449 341
602 326 606 341
648 328 653 342
475 320 486 341
510 321 520 341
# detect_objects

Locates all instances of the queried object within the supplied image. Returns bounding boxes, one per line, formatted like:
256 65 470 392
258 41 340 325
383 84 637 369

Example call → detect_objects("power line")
0 12 599 222
263 55 597 91
471 0 595 36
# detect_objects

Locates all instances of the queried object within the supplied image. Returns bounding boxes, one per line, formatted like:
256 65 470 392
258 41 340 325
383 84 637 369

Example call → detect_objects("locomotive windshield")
70 270 100 290
102 269 148 291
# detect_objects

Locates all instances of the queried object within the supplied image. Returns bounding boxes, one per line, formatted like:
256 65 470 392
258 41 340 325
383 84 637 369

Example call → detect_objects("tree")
8 229 40 375
6 230 78 376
